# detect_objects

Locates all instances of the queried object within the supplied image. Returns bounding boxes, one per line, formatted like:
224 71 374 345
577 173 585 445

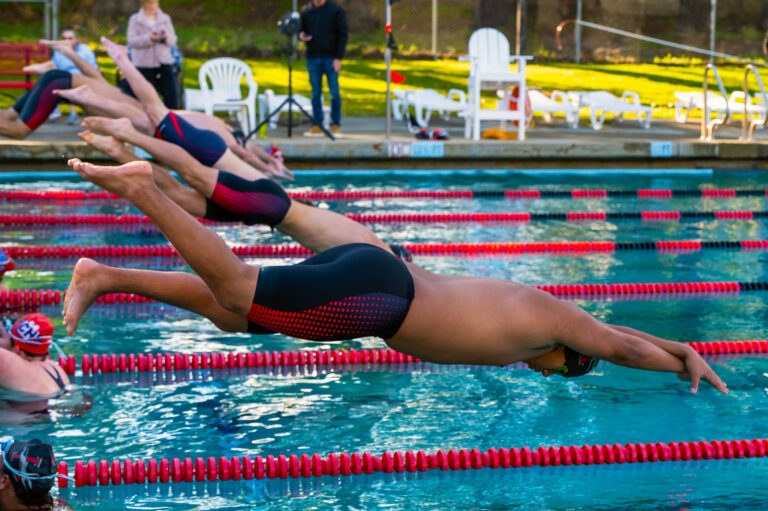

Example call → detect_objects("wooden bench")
0 43 50 90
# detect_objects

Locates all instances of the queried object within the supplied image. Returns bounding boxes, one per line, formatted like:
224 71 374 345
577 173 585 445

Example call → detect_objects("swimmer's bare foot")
67 158 154 203
53 84 96 106
82 116 135 141
78 130 130 160
63 258 111 335
100 37 129 68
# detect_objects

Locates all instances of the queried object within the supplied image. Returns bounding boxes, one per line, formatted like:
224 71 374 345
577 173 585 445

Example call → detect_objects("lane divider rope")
54 340 768 377
1 280 764 310
6 240 768 260
54 437 768 488
3 188 767 201
1 211 767 226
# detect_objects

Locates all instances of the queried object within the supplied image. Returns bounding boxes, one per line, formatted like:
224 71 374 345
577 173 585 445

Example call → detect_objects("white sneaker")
67 111 79 125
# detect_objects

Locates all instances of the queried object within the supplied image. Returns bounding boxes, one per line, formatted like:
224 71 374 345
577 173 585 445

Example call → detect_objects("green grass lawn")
2 55 764 119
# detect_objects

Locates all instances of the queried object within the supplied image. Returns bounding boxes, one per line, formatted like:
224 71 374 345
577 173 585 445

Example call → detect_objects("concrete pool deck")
3 115 768 171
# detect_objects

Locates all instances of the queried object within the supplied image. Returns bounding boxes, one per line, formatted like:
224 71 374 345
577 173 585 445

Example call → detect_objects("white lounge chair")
183 57 258 133
257 89 330 130
392 88 467 128
460 28 533 140
674 91 766 123
568 90 651 130
528 89 579 129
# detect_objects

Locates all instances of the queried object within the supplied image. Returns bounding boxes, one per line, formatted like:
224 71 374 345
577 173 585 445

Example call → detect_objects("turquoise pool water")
2 169 768 510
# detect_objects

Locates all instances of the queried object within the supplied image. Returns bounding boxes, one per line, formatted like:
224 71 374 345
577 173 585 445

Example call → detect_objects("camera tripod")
244 39 334 142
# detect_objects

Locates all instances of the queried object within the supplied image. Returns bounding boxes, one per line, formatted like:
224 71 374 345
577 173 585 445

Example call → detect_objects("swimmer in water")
0 438 66 510
0 314 70 411
64 158 728 394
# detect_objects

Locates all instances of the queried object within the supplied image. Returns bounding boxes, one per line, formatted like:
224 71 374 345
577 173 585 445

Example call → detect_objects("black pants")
121 64 179 109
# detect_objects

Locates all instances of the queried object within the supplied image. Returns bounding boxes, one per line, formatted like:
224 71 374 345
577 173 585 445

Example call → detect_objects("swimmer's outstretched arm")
68 159 259 318
542 296 727 393
64 259 247 335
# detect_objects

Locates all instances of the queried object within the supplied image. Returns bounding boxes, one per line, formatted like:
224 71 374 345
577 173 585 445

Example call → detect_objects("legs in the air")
56 85 154 134
64 258 247 335
79 130 207 217
68 158 259 317
82 117 392 254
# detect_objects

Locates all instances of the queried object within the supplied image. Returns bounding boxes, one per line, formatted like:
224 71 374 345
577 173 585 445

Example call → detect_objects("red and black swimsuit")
246 243 414 341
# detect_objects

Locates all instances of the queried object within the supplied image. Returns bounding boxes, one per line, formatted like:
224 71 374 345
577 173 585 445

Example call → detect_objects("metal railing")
741 65 768 141
701 63 729 142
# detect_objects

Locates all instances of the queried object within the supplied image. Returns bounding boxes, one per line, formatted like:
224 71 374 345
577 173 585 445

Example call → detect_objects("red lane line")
61 438 768 487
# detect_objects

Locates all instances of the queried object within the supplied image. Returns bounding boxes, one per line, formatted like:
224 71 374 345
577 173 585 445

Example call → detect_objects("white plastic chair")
257 89 330 130
393 88 466 128
460 28 532 140
528 89 579 129
183 58 258 132
567 90 652 130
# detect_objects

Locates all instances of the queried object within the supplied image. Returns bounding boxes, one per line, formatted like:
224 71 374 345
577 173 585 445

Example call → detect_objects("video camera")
278 12 301 36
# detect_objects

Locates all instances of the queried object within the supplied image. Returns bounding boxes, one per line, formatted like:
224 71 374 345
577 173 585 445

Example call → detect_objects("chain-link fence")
1 0 767 62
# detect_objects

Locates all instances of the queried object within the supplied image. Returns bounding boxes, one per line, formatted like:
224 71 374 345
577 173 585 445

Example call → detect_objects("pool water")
3 169 768 510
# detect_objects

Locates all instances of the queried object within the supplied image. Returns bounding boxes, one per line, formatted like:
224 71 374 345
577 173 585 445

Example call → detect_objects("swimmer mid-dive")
78 123 393 255
0 314 70 408
65 158 728 393
67 36 291 179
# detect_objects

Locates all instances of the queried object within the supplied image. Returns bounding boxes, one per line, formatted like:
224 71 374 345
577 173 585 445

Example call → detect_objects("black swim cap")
3 439 56 500
559 347 599 378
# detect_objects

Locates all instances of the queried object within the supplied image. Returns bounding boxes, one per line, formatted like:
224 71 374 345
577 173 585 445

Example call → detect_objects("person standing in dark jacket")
299 0 348 137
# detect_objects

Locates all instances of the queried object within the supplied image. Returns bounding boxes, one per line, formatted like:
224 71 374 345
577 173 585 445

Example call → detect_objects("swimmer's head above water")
0 438 60 509
524 345 599 378
8 314 54 358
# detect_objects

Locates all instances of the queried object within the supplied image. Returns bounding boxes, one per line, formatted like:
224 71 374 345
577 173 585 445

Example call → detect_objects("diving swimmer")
64 158 728 393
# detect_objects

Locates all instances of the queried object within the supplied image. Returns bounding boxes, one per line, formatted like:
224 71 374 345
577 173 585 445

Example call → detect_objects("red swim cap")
10 313 53 355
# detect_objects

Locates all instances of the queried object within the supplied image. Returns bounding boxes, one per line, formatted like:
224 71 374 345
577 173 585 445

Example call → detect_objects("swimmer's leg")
56 86 154 134
278 200 392 253
101 38 258 174
64 258 248 335
1 69 72 138
83 116 266 192
101 37 169 126
70 73 144 111
79 130 207 217
68 159 259 316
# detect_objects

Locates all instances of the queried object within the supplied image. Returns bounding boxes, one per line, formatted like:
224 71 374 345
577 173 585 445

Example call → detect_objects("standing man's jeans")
307 57 341 127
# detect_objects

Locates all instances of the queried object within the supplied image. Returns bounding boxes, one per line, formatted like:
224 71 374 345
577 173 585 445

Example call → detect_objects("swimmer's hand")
676 351 728 395
268 160 294 181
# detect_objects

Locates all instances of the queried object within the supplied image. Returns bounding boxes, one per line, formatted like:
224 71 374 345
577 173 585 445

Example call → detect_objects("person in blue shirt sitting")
23 27 100 125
